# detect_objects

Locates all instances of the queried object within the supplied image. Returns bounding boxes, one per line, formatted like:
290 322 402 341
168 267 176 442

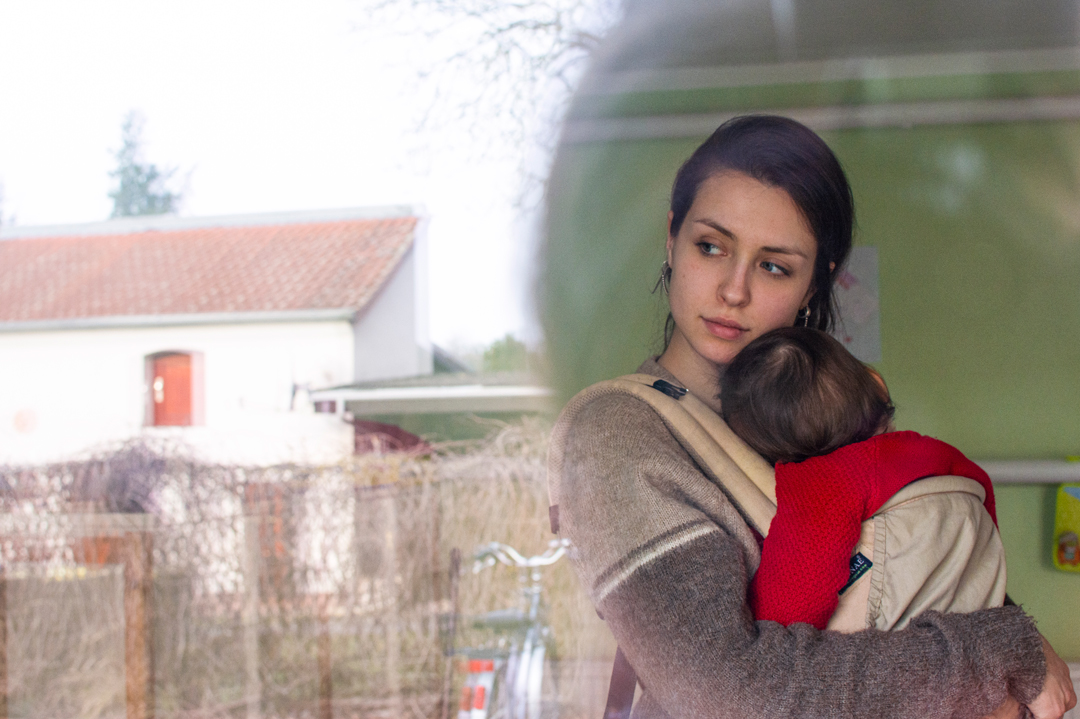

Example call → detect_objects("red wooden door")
152 353 192 426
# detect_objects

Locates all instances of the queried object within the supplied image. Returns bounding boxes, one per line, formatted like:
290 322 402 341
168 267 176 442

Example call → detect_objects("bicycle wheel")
523 642 560 719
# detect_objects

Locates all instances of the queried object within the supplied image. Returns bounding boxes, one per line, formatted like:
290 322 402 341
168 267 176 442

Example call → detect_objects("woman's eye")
697 241 722 256
761 261 790 276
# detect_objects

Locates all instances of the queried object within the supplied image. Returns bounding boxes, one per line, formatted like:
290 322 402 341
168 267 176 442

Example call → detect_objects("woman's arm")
558 393 1046 719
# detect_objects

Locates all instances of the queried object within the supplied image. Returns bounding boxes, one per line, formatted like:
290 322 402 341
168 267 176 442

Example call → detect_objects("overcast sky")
0 0 548 350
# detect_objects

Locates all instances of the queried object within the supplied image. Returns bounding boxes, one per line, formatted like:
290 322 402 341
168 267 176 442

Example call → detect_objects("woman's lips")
703 317 748 341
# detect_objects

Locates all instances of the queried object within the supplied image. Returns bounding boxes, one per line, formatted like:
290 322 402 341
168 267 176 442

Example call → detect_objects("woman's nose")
718 263 751 307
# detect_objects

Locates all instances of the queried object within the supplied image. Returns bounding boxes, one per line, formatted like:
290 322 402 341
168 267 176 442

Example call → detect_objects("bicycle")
451 538 571 719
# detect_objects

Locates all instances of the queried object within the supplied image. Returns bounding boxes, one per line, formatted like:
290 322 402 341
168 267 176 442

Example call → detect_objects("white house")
0 206 431 466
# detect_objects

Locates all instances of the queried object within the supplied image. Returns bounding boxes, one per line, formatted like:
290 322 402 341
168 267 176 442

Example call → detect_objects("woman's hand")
1027 635 1076 719
981 634 1074 719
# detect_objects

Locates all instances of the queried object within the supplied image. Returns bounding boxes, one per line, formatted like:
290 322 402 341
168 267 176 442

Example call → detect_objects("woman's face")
665 171 818 371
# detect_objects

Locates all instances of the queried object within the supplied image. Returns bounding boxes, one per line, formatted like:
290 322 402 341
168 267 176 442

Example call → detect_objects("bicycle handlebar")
472 538 571 573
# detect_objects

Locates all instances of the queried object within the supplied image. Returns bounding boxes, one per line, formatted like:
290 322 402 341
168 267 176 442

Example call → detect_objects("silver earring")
653 260 672 295
798 306 811 327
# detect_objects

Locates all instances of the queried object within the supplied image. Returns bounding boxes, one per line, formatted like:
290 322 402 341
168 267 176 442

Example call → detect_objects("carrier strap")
603 646 638 719
548 373 777 536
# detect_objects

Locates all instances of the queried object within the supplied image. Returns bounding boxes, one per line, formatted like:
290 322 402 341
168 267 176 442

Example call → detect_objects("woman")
554 116 1075 719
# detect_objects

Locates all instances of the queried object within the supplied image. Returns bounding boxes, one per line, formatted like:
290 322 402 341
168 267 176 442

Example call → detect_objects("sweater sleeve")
558 393 1046 719
750 465 865 629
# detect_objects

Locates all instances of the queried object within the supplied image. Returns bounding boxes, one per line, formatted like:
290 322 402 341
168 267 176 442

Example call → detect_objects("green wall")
997 484 1080 657
830 123 1080 459
543 79 1080 657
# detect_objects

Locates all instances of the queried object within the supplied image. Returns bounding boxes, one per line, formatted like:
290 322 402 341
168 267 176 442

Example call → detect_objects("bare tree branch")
364 0 622 207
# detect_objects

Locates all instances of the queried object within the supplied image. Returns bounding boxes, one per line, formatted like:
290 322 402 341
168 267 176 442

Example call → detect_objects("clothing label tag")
839 552 873 596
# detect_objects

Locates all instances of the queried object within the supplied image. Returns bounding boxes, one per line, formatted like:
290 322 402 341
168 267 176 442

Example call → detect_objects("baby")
720 327 1001 630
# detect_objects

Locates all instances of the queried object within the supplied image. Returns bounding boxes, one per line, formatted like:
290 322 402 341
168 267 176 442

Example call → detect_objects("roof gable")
0 211 418 323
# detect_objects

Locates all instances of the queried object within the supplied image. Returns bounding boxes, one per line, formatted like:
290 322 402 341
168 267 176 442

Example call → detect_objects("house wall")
0 319 355 466
353 242 433 383
544 73 1080 655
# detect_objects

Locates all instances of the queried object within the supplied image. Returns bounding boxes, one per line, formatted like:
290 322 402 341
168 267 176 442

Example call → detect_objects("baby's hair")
720 327 895 465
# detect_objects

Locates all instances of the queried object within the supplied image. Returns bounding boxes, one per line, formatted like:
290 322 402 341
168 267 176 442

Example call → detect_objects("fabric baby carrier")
546 374 1007 718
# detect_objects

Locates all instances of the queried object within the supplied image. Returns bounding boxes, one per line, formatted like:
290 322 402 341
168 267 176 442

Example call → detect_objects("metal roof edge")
0 205 420 240
310 383 554 416
578 45 1080 97
0 308 356 333
310 384 552 401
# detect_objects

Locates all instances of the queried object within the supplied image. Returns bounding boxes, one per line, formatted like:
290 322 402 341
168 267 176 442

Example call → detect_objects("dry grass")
0 419 614 719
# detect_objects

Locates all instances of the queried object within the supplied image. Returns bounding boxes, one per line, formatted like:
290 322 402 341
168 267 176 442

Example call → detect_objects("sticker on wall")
1052 483 1080 572
832 246 881 363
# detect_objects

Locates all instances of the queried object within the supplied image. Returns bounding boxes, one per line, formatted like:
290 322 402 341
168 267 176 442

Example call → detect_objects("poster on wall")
832 246 881 363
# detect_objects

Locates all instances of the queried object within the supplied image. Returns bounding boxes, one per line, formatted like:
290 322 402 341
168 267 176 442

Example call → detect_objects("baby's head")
720 327 894 465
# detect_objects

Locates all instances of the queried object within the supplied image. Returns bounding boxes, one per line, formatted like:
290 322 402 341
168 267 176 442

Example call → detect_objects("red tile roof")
0 215 417 322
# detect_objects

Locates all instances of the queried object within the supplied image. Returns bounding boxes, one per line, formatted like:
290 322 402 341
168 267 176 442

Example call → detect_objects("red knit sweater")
749 431 996 630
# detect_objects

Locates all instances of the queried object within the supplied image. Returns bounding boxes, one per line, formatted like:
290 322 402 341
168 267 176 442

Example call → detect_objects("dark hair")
665 115 854 341
719 327 894 465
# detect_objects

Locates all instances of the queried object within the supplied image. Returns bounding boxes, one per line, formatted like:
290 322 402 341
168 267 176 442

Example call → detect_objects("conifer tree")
108 111 181 217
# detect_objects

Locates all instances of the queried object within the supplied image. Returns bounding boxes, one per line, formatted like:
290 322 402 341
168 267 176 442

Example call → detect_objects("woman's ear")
801 261 837 306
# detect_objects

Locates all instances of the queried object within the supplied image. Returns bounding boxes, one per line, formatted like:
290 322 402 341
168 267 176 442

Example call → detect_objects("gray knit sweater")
554 358 1045 719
